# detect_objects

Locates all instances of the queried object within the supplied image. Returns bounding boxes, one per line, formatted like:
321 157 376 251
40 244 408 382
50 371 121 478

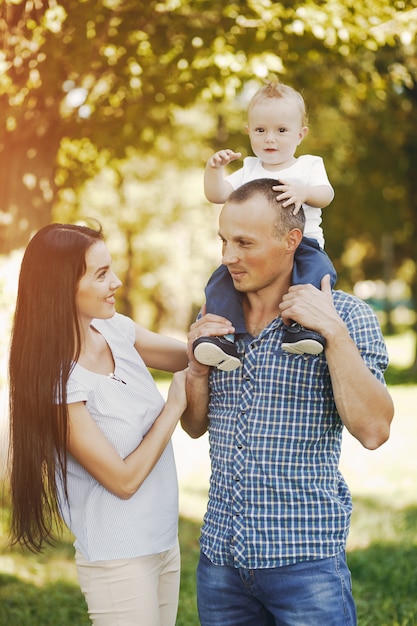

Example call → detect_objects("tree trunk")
0 119 60 253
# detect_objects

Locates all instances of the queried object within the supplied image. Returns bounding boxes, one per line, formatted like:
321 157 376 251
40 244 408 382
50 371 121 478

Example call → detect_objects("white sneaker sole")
194 343 241 371
281 339 324 355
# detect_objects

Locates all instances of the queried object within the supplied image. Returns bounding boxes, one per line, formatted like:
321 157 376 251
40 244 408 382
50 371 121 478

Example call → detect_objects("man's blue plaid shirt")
200 290 389 569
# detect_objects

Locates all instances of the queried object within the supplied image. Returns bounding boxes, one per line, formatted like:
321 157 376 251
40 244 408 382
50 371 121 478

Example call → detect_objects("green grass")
1 509 416 625
0 519 202 626
0 537 90 626
1 332 416 625
348 498 417 626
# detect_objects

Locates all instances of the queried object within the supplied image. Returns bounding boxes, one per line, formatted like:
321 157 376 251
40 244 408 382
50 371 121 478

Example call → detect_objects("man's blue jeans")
196 551 357 626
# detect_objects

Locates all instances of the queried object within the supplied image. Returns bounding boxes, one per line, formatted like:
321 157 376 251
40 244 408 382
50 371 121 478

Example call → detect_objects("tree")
1 1 416 361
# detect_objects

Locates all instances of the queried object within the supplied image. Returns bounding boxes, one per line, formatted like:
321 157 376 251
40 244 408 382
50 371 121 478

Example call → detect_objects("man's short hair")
226 178 305 237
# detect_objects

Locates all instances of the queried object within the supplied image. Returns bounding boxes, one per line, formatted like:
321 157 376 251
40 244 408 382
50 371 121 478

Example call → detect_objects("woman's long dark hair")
8 223 104 551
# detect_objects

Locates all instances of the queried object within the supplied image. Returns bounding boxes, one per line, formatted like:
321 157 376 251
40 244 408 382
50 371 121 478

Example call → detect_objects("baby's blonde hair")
248 79 308 126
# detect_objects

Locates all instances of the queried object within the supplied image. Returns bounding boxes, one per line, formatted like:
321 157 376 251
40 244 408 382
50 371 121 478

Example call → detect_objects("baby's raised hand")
208 149 242 169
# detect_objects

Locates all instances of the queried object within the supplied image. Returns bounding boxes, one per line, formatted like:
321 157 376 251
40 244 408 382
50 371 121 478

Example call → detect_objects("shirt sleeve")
225 166 246 190
66 378 89 404
302 155 334 199
338 295 389 383
224 157 262 189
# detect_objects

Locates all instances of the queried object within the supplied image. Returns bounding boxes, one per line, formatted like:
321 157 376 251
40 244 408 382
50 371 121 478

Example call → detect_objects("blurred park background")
0 0 417 624
1 0 417 355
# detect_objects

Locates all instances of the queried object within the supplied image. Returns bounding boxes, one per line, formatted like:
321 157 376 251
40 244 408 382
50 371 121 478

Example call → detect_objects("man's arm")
279 275 394 450
180 312 235 438
181 366 210 439
324 324 393 449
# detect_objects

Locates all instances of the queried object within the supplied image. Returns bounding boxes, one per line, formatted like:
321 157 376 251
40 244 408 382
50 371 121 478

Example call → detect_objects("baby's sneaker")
193 336 241 371
281 323 325 355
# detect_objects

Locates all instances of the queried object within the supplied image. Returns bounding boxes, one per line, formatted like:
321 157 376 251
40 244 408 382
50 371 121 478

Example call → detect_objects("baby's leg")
204 265 246 332
193 265 243 371
292 236 337 289
282 237 337 355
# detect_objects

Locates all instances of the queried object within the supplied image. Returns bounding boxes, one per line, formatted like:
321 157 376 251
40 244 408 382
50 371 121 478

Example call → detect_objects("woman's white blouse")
58 313 178 562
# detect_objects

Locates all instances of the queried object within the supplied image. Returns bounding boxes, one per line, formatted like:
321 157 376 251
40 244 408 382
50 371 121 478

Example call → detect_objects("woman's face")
75 241 122 324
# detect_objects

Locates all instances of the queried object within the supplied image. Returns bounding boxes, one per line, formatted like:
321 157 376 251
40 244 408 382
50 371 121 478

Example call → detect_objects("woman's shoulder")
93 312 136 344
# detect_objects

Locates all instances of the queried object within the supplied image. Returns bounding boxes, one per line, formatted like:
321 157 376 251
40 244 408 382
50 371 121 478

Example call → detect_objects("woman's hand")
166 368 188 414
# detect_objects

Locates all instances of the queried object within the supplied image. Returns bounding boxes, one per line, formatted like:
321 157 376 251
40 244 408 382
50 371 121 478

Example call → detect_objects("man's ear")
286 228 303 252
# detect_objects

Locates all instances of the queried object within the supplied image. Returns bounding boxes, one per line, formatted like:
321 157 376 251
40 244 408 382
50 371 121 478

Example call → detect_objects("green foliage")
1 0 417 354
385 363 417 385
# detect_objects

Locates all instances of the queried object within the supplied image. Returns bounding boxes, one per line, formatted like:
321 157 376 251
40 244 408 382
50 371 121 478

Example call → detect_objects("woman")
8 223 188 626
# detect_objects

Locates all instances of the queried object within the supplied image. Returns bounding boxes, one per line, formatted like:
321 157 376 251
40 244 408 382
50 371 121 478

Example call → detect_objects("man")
181 178 394 626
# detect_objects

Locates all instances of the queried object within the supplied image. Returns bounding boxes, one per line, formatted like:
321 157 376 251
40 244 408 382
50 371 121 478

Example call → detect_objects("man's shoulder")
332 289 375 316
333 289 363 304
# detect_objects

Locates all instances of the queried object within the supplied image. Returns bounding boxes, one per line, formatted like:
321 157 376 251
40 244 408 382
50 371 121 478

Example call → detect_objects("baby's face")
246 97 307 170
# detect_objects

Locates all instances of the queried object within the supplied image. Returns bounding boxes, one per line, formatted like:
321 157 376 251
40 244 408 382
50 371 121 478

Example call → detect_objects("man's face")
218 193 293 296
